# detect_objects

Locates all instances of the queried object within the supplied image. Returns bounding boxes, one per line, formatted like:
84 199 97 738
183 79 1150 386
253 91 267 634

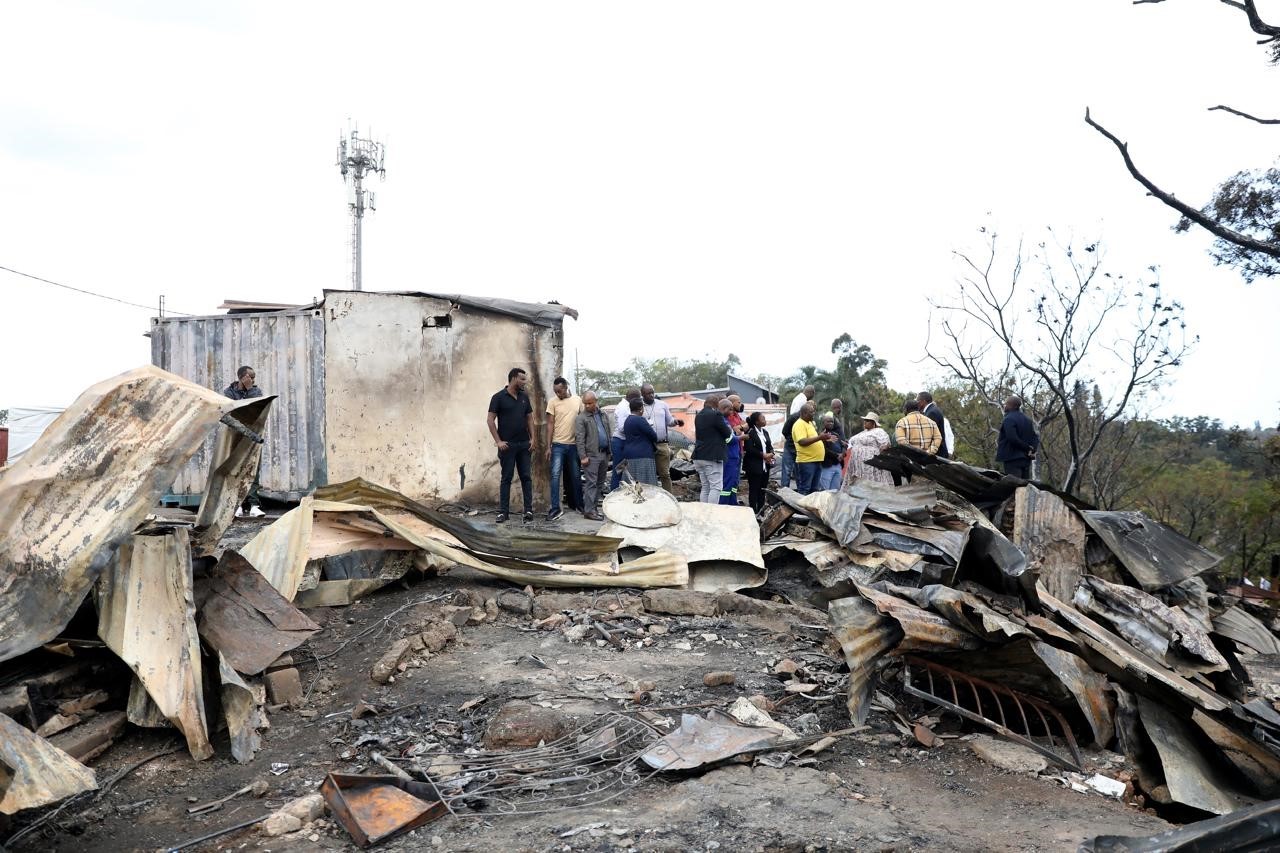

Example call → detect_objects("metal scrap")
0 365 265 662
321 774 446 848
96 526 212 760
1012 484 1085 603
1079 510 1223 591
902 656 1083 771
600 501 765 592
0 712 97 815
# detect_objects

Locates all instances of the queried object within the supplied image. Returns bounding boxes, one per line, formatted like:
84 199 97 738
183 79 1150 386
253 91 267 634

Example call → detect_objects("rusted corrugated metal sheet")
0 713 97 814
151 308 325 501
97 526 213 760
0 366 262 663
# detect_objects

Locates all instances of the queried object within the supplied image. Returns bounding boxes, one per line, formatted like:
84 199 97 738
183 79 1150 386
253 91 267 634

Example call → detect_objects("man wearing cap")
641 383 684 493
845 411 892 485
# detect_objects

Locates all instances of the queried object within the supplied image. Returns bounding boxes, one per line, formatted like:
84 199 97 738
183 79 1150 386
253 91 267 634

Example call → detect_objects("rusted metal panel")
1079 510 1223 591
151 308 326 501
0 712 97 814
196 552 319 676
829 595 904 725
854 583 984 652
97 526 213 760
0 366 261 663
1213 606 1280 656
192 397 274 557
321 773 447 848
1136 694 1257 815
322 290 565 503
1013 484 1086 603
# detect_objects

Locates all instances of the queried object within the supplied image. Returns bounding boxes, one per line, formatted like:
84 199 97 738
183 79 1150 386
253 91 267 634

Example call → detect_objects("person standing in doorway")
692 395 732 503
641 383 683 493
996 395 1039 479
224 366 266 518
545 377 583 521
487 367 536 524
575 392 611 521
743 411 775 513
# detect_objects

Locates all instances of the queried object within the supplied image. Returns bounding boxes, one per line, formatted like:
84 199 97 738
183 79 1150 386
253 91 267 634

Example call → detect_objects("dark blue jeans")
550 443 582 513
608 437 626 490
499 441 533 514
795 461 821 495
780 447 797 488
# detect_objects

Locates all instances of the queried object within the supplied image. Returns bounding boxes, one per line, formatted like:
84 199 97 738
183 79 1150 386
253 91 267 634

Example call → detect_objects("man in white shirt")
641 383 685 492
790 385 815 416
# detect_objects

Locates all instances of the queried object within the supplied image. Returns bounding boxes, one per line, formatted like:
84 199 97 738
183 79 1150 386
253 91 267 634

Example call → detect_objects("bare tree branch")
1208 104 1280 124
1085 109 1280 261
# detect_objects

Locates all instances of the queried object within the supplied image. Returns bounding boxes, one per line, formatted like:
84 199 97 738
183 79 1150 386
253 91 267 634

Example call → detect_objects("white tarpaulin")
3 406 65 464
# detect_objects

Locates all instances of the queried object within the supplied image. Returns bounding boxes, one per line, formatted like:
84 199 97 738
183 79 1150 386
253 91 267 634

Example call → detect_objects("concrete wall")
322 291 562 504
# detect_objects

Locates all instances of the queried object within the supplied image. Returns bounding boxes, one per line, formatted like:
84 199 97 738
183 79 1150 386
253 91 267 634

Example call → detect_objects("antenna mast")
336 125 386 291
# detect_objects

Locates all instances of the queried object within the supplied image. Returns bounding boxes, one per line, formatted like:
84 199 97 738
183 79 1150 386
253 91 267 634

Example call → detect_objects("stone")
280 793 325 822
642 589 718 617
261 812 303 836
531 592 595 620
483 701 570 749
969 735 1048 774
496 589 534 615
371 638 418 684
263 667 304 706
563 624 592 643
251 779 271 797
440 605 474 627
419 620 458 653
703 671 736 687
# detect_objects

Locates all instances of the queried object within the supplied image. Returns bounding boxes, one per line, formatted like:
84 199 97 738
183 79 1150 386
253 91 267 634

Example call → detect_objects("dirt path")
22 569 1168 853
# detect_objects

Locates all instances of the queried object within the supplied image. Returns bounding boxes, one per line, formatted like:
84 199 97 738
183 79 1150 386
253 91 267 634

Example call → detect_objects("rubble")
3 365 1280 850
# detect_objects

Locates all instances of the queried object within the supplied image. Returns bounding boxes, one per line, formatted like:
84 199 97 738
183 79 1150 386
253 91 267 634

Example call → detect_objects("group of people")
485 369 691 523
485 368 1045 523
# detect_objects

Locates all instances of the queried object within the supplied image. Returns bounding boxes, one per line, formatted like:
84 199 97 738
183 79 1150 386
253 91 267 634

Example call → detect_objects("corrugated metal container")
150 308 326 501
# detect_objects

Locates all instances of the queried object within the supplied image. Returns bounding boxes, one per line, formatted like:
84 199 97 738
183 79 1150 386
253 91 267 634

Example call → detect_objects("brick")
263 668 304 706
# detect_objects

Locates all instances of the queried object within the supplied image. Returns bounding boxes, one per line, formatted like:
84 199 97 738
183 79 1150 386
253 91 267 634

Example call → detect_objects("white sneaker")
248 506 266 518
234 507 244 518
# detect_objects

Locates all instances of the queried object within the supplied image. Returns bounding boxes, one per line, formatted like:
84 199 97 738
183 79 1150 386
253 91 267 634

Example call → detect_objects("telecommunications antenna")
336 125 386 291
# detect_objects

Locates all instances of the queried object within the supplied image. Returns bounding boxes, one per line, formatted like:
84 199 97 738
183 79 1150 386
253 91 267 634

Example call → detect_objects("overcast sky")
3 1 1279 427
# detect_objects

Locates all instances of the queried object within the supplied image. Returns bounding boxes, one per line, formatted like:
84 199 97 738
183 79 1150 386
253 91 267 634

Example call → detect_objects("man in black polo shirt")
487 367 537 523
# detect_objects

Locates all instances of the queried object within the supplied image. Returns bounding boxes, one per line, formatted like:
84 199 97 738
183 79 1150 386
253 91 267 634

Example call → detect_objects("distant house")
685 373 779 405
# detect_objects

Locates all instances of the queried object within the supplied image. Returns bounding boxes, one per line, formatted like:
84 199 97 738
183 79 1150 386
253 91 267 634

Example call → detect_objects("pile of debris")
761 444 1280 820
5 365 1280 850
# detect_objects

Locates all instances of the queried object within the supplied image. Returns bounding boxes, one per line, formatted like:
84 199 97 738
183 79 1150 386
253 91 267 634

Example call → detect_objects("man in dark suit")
995 395 1039 479
917 391 948 459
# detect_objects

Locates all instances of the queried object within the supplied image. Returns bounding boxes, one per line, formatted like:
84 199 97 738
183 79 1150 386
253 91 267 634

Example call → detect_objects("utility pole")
336 126 386 291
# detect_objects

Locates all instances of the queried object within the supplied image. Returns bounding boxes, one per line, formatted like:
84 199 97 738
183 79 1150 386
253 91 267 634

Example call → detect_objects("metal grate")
902 656 1083 770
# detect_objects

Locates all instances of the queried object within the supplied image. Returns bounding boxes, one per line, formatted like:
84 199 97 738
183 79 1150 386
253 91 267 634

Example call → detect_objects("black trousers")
1002 458 1031 480
746 467 769 514
499 441 533 514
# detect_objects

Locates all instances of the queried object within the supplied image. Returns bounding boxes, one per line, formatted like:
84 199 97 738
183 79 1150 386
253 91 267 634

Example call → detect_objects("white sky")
3 0 1279 427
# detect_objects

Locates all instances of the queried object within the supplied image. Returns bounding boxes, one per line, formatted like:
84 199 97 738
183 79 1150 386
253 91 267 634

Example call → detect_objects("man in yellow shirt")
545 377 584 521
792 403 835 494
894 398 942 455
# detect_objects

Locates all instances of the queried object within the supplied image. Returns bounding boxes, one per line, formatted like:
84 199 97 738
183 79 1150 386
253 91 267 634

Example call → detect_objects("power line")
0 263 195 316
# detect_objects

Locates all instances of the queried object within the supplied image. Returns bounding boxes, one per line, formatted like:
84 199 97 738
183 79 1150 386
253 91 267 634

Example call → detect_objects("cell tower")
336 126 386 291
